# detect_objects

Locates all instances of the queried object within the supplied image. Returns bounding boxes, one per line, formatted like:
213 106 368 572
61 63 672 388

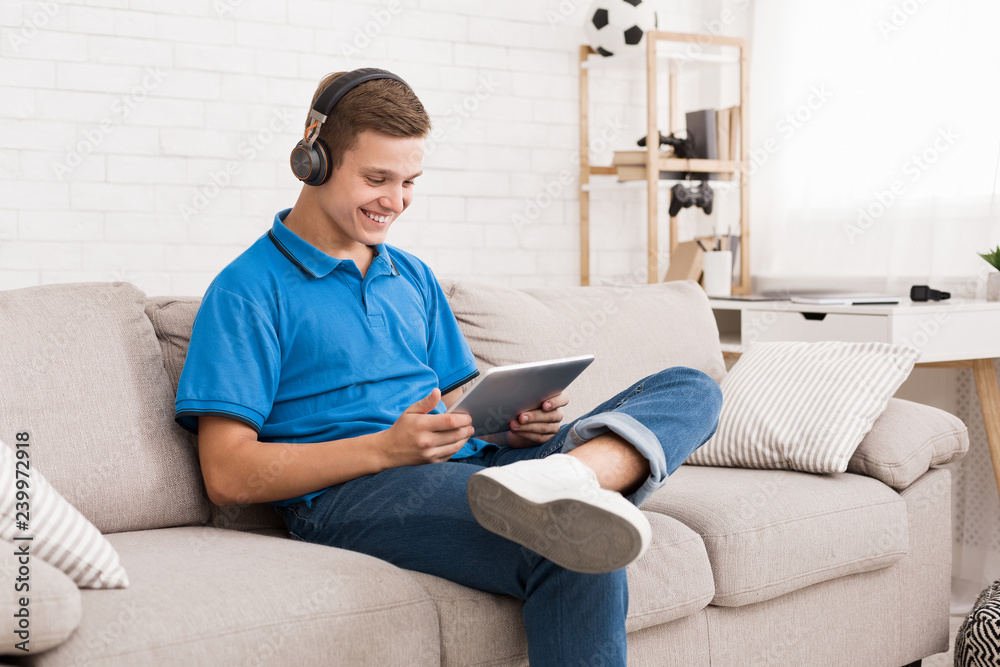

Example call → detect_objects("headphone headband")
304 68 410 144
291 68 412 186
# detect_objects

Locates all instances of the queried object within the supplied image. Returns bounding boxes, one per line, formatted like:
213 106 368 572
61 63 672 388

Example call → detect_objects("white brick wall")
0 0 737 295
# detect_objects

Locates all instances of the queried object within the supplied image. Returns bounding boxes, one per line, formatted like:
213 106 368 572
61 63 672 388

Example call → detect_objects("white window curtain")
748 0 1000 287
747 0 1000 612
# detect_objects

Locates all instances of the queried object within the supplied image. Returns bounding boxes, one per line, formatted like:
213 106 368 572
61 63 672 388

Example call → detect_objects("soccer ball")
584 0 659 57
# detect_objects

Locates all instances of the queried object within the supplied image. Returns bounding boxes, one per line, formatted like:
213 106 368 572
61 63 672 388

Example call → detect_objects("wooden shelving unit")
578 31 751 292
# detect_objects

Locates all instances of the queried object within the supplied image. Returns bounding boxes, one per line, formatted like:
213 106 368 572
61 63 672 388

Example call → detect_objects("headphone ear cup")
290 139 329 186
311 138 330 186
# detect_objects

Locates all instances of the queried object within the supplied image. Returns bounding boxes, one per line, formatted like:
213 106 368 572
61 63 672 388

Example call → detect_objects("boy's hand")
506 391 569 449
379 388 474 467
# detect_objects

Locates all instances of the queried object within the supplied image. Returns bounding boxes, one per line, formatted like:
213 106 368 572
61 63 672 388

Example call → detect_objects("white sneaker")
466 453 652 574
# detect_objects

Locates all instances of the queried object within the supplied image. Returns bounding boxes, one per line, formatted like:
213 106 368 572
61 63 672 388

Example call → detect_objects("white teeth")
364 210 390 223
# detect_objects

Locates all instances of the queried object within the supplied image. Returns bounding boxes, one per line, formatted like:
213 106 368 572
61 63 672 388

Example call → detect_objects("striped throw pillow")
0 441 128 589
687 341 919 473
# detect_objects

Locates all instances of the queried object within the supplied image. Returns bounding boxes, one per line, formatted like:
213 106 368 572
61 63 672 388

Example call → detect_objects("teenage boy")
174 68 722 666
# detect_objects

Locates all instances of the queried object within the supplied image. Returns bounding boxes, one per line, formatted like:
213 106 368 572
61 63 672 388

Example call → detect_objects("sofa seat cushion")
643 465 908 607
441 280 727 423
33 527 440 667
406 512 714 666
0 282 209 534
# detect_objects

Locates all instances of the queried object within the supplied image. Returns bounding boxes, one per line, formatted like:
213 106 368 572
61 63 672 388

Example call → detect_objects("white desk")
709 297 1000 499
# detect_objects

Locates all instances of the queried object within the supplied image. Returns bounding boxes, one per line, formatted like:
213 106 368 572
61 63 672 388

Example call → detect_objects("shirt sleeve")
423 273 479 395
174 285 281 434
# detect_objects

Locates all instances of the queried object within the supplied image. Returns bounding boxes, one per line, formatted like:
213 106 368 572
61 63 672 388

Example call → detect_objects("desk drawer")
742 310 890 344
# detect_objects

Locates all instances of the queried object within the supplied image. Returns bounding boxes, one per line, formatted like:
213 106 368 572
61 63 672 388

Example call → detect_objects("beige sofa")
0 279 968 666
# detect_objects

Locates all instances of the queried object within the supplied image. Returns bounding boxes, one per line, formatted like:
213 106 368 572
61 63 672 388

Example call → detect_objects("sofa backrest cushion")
143 296 201 398
0 282 208 533
141 278 725 529
0 282 210 534
441 279 727 423
144 296 288 533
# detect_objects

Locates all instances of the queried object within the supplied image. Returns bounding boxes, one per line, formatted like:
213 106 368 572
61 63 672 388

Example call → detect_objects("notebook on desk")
789 294 901 306
711 294 790 302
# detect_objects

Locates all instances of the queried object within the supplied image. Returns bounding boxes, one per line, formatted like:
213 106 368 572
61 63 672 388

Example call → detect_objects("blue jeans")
275 367 722 667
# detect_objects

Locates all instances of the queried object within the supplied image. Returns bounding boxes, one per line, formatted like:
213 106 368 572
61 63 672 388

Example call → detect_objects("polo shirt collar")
268 208 398 279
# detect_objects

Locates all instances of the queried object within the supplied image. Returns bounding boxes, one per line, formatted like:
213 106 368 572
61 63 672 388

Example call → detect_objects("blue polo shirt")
175 209 485 507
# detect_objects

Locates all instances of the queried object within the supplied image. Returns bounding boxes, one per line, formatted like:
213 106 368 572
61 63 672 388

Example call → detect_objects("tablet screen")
445 355 595 436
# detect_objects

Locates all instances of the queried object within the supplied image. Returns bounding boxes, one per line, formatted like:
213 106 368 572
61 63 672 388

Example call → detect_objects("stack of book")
716 105 741 168
612 150 670 182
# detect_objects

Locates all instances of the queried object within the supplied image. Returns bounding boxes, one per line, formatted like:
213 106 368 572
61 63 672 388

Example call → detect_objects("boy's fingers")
514 409 563 426
545 392 570 410
511 420 561 436
517 393 568 423
407 388 441 414
427 430 472 456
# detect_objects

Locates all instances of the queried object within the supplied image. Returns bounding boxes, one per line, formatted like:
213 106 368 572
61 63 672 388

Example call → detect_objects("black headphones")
289 68 411 187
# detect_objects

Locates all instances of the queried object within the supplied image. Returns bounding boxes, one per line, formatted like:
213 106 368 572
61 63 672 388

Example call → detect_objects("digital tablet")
445 355 595 436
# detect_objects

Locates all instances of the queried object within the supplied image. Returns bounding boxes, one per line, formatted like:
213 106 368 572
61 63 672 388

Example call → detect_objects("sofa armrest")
847 398 968 490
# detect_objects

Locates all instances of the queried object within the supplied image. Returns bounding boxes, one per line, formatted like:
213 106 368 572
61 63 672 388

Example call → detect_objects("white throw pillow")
0 441 128 589
686 341 919 473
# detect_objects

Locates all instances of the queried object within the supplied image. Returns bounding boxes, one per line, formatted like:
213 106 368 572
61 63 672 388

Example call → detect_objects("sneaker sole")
467 473 646 574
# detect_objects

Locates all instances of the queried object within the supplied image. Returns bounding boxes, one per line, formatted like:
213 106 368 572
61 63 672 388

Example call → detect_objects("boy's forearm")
205 431 386 506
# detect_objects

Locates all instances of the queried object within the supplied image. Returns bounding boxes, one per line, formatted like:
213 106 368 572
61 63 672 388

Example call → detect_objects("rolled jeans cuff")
564 412 668 507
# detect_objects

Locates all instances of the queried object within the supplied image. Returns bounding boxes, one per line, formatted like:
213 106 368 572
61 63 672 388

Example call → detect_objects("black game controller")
669 182 714 217
637 131 692 159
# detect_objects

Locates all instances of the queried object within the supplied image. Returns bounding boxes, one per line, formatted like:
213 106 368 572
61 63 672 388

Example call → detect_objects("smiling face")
302 129 424 261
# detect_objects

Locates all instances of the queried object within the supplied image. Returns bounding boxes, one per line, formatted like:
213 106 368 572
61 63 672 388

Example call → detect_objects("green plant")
980 246 1000 271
